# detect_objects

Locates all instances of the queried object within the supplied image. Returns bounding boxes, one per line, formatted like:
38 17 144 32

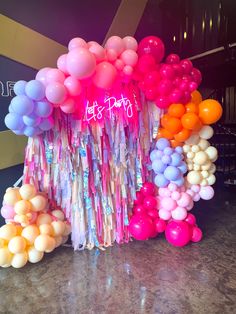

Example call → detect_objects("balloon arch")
1 35 222 268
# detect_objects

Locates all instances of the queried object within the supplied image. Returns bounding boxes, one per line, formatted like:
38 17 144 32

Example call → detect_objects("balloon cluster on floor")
3 35 223 256
0 184 71 268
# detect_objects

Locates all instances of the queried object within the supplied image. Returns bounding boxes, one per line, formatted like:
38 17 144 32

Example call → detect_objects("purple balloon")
5 113 24 130
162 155 171 165
23 113 41 127
11 95 34 116
156 138 170 150
170 152 182 166
178 161 187 174
175 146 183 154
152 159 167 173
25 80 45 101
155 174 169 187
34 101 53 118
13 129 24 135
163 147 173 155
13 80 27 96
164 166 181 181
24 126 40 137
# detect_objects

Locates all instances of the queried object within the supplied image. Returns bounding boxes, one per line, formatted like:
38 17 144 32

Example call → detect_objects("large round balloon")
198 99 223 124
129 214 154 240
138 36 165 63
165 220 192 246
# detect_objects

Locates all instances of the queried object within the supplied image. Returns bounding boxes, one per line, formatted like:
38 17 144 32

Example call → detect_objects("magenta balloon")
154 218 166 233
129 214 154 240
144 70 161 87
155 96 170 109
133 205 146 215
66 48 96 79
138 36 165 63
191 226 203 242
190 68 202 85
93 62 117 90
185 213 196 226
140 182 156 196
180 59 193 74
157 79 173 96
165 220 192 247
166 54 180 64
160 64 175 80
137 54 156 73
143 196 157 210
134 191 144 205
169 89 183 103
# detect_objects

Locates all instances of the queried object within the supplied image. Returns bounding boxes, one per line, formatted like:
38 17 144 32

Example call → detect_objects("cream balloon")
21 225 39 245
187 171 202 185
201 170 209 178
193 164 201 171
8 236 26 254
28 246 44 263
0 238 5 248
205 146 218 161
51 210 65 221
36 213 52 225
199 125 214 139
45 237 56 253
30 195 47 212
51 221 65 236
0 224 17 241
187 151 195 159
54 236 63 248
201 162 212 171
0 247 12 266
19 184 36 200
198 139 210 151
193 151 209 165
11 251 28 268
207 174 216 185
14 200 31 215
39 224 54 236
183 145 190 153
3 189 21 206
191 145 200 153
209 164 216 174
201 179 208 186
185 133 200 145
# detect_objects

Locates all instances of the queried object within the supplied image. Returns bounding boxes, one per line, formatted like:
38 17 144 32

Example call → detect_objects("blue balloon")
11 95 34 116
164 166 181 181
178 161 187 174
170 152 182 166
156 138 170 151
24 126 40 137
163 147 173 155
174 177 184 187
23 113 41 127
175 146 183 154
152 159 167 173
5 113 24 130
162 155 171 165
39 118 54 131
25 80 45 101
34 101 53 118
9 104 14 113
13 80 27 96
155 150 164 159
154 174 169 187
13 129 24 135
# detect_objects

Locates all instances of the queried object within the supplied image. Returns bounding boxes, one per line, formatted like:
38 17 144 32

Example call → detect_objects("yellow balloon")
45 237 56 253
54 236 63 248
51 221 65 236
28 246 44 263
11 251 28 268
19 184 36 200
36 213 52 225
3 189 21 206
14 200 31 215
51 210 65 221
0 238 6 248
34 234 55 252
0 247 13 266
0 224 17 241
63 224 71 236
30 195 47 212
8 236 26 254
39 224 54 236
21 225 39 245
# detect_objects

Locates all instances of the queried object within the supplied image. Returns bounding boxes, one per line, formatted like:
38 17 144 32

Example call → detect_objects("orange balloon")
157 128 174 140
163 116 182 134
170 139 183 148
174 128 191 142
168 103 186 118
181 113 201 130
161 114 170 129
198 99 223 124
191 90 202 105
185 102 199 114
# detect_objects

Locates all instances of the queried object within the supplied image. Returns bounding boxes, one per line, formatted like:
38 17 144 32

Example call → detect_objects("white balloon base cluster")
0 184 71 268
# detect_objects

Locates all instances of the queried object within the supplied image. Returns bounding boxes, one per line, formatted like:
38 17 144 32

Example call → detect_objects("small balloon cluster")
151 138 187 188
0 184 70 268
128 182 203 246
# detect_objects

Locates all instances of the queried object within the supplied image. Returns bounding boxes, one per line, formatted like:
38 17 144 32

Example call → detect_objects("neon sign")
85 95 134 122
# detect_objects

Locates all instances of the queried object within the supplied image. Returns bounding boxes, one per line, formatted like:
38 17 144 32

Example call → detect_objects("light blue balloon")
34 101 53 118
9 104 14 113
170 152 182 166
174 177 184 187
11 95 34 116
24 126 40 137
39 118 54 131
162 155 171 165
155 150 164 159
13 80 27 96
23 113 41 127
178 161 187 174
152 159 167 173
164 166 181 181
163 147 173 155
5 113 24 130
156 138 170 151
25 80 45 101
154 174 169 187
175 146 183 154
13 129 24 135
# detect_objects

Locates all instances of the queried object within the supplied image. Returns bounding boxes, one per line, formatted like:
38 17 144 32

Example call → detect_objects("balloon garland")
2 35 222 267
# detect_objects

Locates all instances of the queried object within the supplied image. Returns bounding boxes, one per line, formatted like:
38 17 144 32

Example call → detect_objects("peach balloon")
63 224 72 236
51 210 65 221
51 221 65 236
0 247 12 266
105 36 125 55
14 200 31 215
21 225 40 245
8 236 26 254
4 189 21 206
68 37 88 51
120 49 138 67
123 36 138 51
64 76 82 96
45 237 56 253
19 184 36 200
55 236 63 248
11 251 28 268
34 234 54 252
30 195 47 212
0 224 17 241
36 213 52 225
39 224 54 236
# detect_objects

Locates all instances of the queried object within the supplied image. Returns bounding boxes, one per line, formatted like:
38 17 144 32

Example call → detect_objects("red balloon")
165 220 192 247
129 214 154 240
134 191 144 205
133 204 146 215
143 196 157 210
154 218 166 233
147 208 159 220
191 226 203 242
140 182 156 196
138 36 165 63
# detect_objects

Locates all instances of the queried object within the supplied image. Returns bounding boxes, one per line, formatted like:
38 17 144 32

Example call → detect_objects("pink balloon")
36 67 51 86
160 64 175 80
185 213 196 226
1 205 15 219
123 36 138 51
191 226 203 242
93 62 117 90
160 197 177 211
64 76 82 96
190 68 202 85
159 209 172 220
157 79 172 96
114 59 124 70
46 69 65 84
89 43 105 61
138 36 165 63
165 220 192 247
60 98 76 113
191 185 200 193
106 49 118 62
154 218 166 233
193 193 201 202
45 82 67 104
120 49 138 67
180 59 193 74
68 37 88 51
57 54 68 74
172 206 187 220
123 65 133 76
171 191 181 201
168 183 178 191
186 200 194 211
105 36 125 55
66 48 96 79
129 214 154 240
158 187 171 197
166 54 180 64
199 186 214 200
177 192 192 207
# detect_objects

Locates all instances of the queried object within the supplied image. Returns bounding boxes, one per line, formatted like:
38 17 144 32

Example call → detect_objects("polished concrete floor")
0 167 235 313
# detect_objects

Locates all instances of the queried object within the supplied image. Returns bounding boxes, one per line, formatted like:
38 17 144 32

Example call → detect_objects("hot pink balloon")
1 205 15 219
64 76 82 96
93 62 117 90
185 213 196 226
165 220 192 247
155 96 169 109
138 36 165 63
123 65 133 76
143 196 157 210
140 182 156 196
154 218 166 233
129 214 154 240
67 48 96 79
45 82 67 104
137 54 156 74
68 37 88 51
60 98 76 113
191 226 203 242
134 191 144 205
105 36 125 55
57 54 68 74
147 208 159 220
133 205 146 215
123 36 138 51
